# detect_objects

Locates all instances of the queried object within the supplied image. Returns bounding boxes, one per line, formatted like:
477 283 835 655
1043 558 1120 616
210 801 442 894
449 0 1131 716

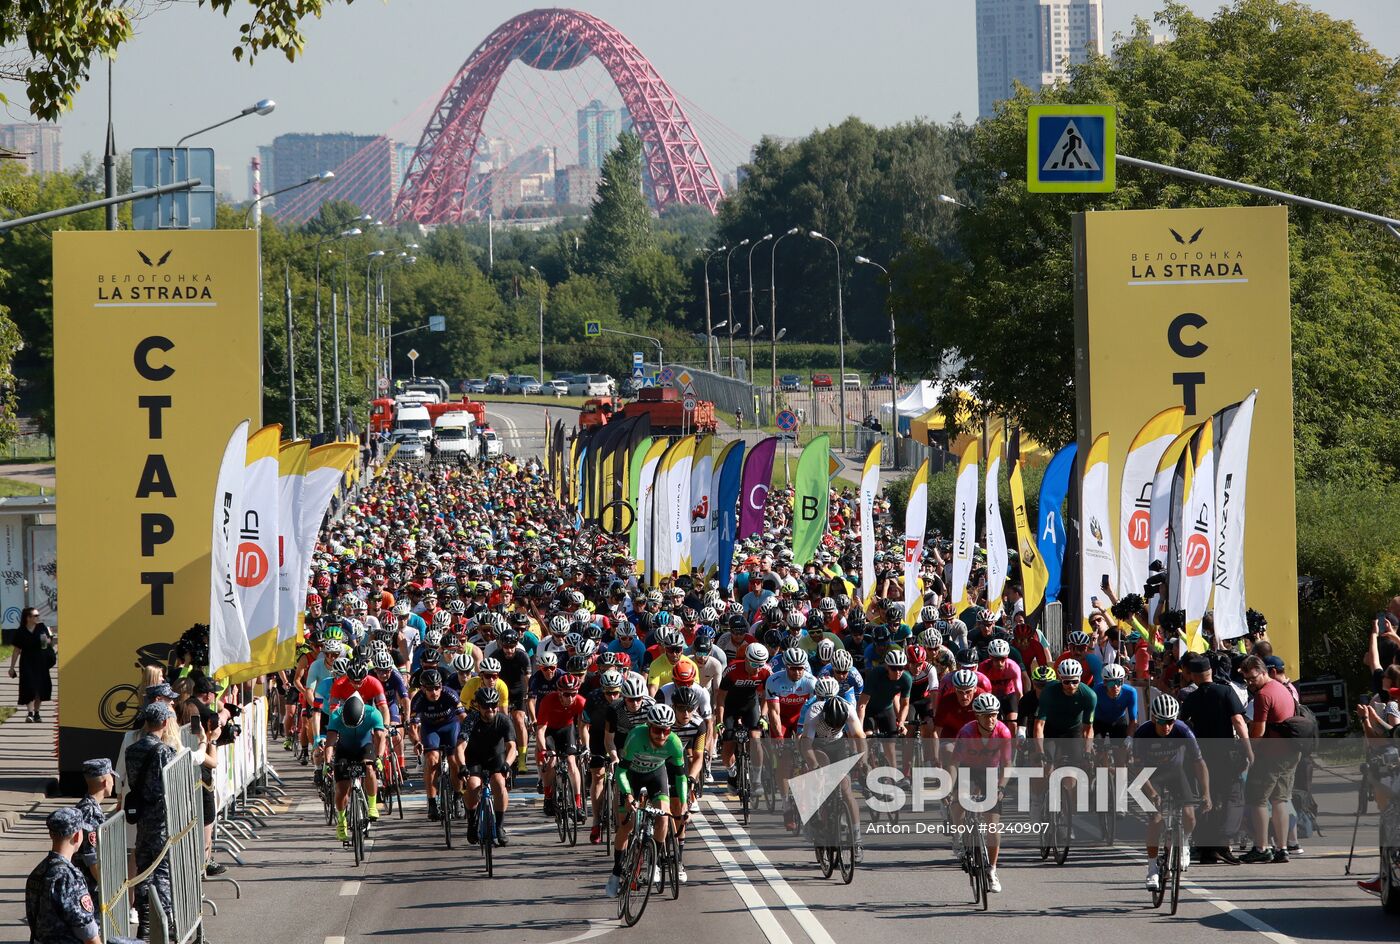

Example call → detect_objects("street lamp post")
856 255 897 469
365 250 385 393
529 265 546 381
724 240 748 377
314 227 362 433
769 227 801 412
700 246 725 372
171 98 275 226
382 252 417 382
747 234 772 387
809 231 848 452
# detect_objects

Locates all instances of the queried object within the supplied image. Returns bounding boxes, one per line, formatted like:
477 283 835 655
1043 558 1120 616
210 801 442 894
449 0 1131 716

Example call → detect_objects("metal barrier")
161 749 204 944
96 811 131 940
648 363 771 428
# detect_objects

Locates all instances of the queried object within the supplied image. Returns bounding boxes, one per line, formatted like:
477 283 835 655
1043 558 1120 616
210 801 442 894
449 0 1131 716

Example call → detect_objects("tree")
892 0 1400 480
0 0 353 121
579 133 652 281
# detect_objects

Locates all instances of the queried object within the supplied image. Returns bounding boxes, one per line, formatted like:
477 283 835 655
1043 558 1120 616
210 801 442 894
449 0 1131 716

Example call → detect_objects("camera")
216 722 241 746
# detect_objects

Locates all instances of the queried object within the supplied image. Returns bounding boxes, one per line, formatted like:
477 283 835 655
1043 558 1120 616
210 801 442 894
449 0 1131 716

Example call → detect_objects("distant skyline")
2 0 1395 200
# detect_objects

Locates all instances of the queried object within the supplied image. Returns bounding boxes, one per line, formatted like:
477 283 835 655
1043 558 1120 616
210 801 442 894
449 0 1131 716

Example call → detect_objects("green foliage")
0 1 351 121
886 458 1045 545
579 133 652 282
892 0 1400 473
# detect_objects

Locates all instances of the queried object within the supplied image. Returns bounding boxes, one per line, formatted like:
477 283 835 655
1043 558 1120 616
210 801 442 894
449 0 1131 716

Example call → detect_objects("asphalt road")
483 400 567 461
188 749 1395 944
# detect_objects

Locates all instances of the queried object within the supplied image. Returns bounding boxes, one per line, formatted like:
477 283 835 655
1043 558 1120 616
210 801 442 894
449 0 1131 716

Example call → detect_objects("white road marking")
705 799 837 944
543 918 619 944
339 881 360 896
1185 882 1301 944
324 937 346 944
691 811 795 944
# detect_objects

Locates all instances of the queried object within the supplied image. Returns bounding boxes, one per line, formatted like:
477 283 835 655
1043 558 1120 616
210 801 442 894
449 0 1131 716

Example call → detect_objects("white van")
433 411 477 458
393 403 433 443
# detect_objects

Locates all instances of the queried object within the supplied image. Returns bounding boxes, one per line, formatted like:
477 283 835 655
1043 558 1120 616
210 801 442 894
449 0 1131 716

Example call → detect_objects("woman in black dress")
7 607 54 722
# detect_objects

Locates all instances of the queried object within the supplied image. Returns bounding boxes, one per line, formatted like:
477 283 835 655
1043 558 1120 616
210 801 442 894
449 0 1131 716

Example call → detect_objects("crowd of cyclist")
269 448 1316 900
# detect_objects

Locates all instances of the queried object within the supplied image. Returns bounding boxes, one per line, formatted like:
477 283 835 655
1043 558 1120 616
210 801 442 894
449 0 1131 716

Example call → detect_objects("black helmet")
341 692 365 727
474 685 501 708
670 686 701 711
347 660 369 682
821 697 851 730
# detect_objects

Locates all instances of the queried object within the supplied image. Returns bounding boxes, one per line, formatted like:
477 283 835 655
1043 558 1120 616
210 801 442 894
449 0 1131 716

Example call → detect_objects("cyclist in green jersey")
606 703 688 897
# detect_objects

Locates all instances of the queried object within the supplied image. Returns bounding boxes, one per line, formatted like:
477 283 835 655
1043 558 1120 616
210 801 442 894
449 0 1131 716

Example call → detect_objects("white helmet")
813 676 841 699
1056 658 1083 680
830 649 854 672
620 674 648 700
745 643 770 667
782 647 809 668
537 651 559 669
986 638 1010 658
971 693 1001 714
1102 663 1128 683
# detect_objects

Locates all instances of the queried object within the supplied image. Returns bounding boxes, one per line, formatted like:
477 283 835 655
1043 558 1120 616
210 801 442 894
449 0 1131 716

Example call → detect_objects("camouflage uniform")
25 808 100 944
124 732 177 936
72 794 103 897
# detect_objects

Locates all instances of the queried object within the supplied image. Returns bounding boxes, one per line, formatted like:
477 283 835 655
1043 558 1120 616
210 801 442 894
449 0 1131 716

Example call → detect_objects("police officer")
124 702 178 939
25 807 102 944
73 758 115 897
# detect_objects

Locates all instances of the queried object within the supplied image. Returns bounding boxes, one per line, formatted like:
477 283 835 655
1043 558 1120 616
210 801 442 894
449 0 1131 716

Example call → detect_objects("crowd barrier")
209 696 284 879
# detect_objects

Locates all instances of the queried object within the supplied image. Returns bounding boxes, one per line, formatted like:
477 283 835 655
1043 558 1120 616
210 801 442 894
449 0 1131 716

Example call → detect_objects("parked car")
485 373 509 394
567 373 615 397
811 373 834 388
779 373 802 391
547 379 570 396
505 374 543 395
463 378 488 394
842 372 862 390
869 373 894 390
390 430 426 461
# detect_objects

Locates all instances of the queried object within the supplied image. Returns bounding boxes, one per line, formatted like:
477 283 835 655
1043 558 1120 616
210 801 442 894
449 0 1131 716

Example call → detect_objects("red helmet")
672 660 697 685
906 644 927 666
306 592 323 607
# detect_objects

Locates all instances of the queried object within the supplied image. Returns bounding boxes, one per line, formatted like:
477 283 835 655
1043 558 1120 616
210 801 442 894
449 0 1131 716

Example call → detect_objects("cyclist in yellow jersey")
462 658 511 710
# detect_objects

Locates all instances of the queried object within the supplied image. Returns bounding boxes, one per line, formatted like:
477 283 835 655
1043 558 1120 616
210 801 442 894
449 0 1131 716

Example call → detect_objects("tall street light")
747 234 773 388
809 231 848 453
365 250 385 394
700 246 726 372
171 98 275 226
724 241 749 377
529 265 547 381
856 255 897 470
769 227 801 412
382 252 417 382
314 227 361 433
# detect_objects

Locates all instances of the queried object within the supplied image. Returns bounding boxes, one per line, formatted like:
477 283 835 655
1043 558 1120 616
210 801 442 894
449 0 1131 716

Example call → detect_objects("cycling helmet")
596 650 620 669
557 672 582 693
919 628 943 650
819 597 836 613
537 651 559 668
347 660 369 682
620 675 648 700
986 638 1010 659
835 594 851 610
1067 630 1091 647
424 628 444 647
566 654 591 675
670 686 701 711
323 625 346 643
509 612 530 629
816 639 836 662
645 703 676 728
884 649 908 669
919 605 939 623
830 649 854 672
449 600 466 615
957 649 980 669
786 611 806 630
951 668 979 690
479 657 502 674
420 646 442 666
821 697 852 729
567 589 586 608
475 685 501 707
745 643 770 667
1102 663 1128 683
450 652 476 675
341 693 365 726
700 606 720 625
600 668 625 692
432 610 451 629
616 620 637 638
885 601 906 623
813 676 841 699
906 644 927 666
419 669 443 689
393 601 410 617
1150 693 1180 722
782 647 809 669
307 592 323 607
1030 665 1058 684
762 628 784 649
548 615 570 635
659 628 684 649
1056 658 1083 680
497 629 520 647
871 625 892 643
372 649 394 670
726 613 749 631
695 626 717 646
584 624 604 642
331 656 350 677
971 693 1001 715
564 632 583 651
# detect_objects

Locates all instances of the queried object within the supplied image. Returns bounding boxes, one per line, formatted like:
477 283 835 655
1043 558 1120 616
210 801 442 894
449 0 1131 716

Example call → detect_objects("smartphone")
1101 574 1110 590
1360 693 1374 706
1090 596 1100 607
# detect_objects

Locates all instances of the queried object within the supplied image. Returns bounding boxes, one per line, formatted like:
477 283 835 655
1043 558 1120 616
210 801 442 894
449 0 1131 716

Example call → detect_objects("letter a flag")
1212 391 1257 640
1079 432 1116 631
859 442 882 606
1119 407 1184 599
220 423 282 684
715 440 746 591
950 439 979 610
739 436 778 540
903 458 930 619
209 419 251 679
1009 431 1047 615
984 430 1009 616
1182 419 1215 653
792 435 830 567
1036 443 1076 604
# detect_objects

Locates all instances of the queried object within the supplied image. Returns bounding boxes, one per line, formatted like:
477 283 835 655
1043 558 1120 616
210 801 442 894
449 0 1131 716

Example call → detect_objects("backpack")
1269 696 1320 754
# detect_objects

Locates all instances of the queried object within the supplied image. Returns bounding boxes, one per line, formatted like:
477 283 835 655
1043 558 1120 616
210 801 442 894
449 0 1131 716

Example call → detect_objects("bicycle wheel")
1054 803 1071 865
480 803 495 878
603 776 615 857
763 751 778 813
1168 825 1183 915
620 837 656 927
736 747 751 826
563 775 579 847
836 803 856 885
350 793 364 866
1037 795 1052 861
439 770 453 850
967 840 982 902
1151 846 1168 908
977 835 990 911
665 827 681 900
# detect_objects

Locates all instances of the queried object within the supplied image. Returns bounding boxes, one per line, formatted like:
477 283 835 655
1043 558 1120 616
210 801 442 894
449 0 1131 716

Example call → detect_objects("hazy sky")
5 0 1396 197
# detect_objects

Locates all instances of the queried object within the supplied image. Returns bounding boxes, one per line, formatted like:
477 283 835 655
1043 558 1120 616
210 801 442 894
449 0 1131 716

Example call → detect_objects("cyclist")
859 648 912 771
951 692 1012 893
766 647 817 828
933 668 983 759
647 629 697 695
799 685 868 863
491 629 533 775
978 638 1022 727
463 686 517 846
716 642 772 795
536 672 586 821
370 648 410 772
408 669 468 822
606 703 688 898
1093 662 1138 768
1032 658 1097 824
668 686 709 882
1134 693 1211 891
586 668 625 844
324 693 387 840
821 648 864 704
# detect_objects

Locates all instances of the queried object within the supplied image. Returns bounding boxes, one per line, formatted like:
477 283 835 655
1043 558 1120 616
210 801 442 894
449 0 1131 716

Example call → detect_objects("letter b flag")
792 435 830 567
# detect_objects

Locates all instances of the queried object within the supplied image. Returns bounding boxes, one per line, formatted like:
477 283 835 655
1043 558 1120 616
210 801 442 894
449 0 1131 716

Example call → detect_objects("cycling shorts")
1148 764 1198 809
333 745 374 782
544 726 580 757
421 721 460 752
722 702 762 732
620 767 670 806
868 706 899 738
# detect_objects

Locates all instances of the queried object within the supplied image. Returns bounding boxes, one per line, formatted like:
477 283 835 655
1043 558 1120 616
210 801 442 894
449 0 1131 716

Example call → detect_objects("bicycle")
1036 749 1073 866
346 770 371 866
731 726 755 825
380 731 405 821
809 766 856 885
1089 737 1119 845
617 789 669 927
1151 793 1185 914
962 795 992 911
477 775 497 877
435 757 457 849
593 754 617 857
543 749 581 846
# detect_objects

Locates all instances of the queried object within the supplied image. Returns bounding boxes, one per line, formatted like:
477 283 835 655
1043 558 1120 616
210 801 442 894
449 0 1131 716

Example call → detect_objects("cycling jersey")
646 653 697 691
410 689 467 729
718 662 772 718
764 671 817 734
328 675 388 715
658 682 712 719
376 669 408 723
1130 719 1202 768
1092 682 1139 728
606 637 648 668
305 657 338 709
937 669 992 699
977 659 1024 699
528 669 560 701
460 676 511 710
953 719 1014 768
933 694 979 739
863 667 913 713
616 726 688 803
327 704 386 751
536 692 586 732
463 711 515 770
820 665 865 701
1036 682 1097 736
799 699 862 741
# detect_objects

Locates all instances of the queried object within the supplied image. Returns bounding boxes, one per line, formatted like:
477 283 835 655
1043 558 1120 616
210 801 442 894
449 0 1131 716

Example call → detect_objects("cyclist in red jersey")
536 674 587 821
328 662 390 718
977 639 1023 726
952 693 1013 893
933 669 984 757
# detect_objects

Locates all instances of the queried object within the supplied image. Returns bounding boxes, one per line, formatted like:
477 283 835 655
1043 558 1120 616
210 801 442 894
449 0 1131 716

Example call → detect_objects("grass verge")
0 478 43 498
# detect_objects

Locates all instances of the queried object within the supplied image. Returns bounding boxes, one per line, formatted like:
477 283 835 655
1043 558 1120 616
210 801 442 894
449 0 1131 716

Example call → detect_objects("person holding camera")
1355 695 1400 896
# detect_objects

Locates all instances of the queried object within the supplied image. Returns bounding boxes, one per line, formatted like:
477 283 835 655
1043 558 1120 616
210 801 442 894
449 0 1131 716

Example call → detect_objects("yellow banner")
1073 206 1297 667
54 230 260 775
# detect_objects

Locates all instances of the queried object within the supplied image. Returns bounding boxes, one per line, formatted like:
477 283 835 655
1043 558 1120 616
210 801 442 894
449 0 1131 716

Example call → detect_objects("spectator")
1179 654 1251 864
1239 654 1299 863
7 606 55 722
1264 655 1299 701
1366 598 1400 693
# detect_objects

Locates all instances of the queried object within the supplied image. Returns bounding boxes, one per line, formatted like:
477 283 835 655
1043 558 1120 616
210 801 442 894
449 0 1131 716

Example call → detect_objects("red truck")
620 386 717 435
579 397 622 431
370 397 486 433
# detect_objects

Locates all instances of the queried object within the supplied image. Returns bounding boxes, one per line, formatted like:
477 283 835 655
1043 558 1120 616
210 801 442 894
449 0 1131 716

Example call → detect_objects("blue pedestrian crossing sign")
584 320 601 337
1027 105 1116 193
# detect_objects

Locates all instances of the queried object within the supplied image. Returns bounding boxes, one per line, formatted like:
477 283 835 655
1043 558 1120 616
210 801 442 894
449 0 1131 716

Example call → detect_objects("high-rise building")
976 0 1103 118
264 132 379 201
577 100 621 170
0 123 62 175
262 133 399 224
555 164 602 210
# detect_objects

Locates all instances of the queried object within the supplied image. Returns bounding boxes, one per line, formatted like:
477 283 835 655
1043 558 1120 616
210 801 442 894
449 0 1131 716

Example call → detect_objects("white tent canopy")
879 380 939 432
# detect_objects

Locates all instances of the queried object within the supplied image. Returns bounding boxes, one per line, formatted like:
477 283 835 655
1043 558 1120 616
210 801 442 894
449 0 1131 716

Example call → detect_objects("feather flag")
858 442 882 606
1213 392 1257 640
1119 407 1184 599
949 439 979 610
983 430 1009 615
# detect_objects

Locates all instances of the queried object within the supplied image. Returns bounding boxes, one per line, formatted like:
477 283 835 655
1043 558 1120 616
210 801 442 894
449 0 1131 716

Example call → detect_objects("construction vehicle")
619 386 717 435
578 397 623 431
370 397 486 434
